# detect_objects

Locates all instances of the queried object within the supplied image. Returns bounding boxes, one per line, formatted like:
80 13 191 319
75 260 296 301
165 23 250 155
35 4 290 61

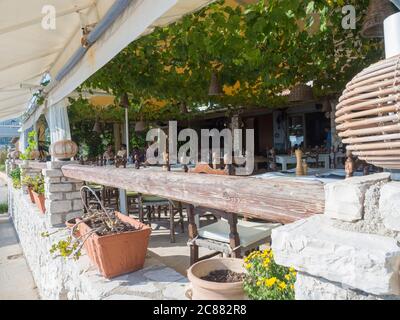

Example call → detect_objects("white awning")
0 0 214 122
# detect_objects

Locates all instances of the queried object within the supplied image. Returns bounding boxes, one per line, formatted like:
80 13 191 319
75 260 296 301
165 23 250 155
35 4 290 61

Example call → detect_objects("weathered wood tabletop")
62 164 325 224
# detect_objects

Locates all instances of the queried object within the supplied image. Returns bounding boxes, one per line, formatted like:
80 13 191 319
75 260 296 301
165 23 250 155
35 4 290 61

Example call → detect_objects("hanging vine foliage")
77 0 383 121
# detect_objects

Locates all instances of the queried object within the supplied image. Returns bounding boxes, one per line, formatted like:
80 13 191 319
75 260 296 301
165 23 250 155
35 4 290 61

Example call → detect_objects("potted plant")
31 175 45 214
243 249 296 300
43 186 151 279
20 130 39 163
21 175 35 203
9 167 21 189
187 258 247 300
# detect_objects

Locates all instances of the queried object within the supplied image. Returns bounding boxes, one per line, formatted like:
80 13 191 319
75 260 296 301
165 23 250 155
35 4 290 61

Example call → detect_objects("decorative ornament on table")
295 149 304 176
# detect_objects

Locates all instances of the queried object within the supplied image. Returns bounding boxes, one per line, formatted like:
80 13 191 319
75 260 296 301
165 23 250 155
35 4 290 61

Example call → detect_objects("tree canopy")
72 0 383 122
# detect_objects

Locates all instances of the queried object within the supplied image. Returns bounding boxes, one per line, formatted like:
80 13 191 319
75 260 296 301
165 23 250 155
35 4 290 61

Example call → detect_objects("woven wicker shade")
288 84 314 102
361 0 396 38
336 54 400 169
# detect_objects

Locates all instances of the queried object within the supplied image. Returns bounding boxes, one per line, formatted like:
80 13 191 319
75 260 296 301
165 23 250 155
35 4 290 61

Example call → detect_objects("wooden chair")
128 192 184 243
186 163 281 265
187 205 281 265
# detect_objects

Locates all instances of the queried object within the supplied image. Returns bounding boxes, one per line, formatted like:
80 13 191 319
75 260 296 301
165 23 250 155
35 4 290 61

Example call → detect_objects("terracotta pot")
32 191 45 214
77 212 151 279
187 258 247 300
65 217 81 238
27 187 35 204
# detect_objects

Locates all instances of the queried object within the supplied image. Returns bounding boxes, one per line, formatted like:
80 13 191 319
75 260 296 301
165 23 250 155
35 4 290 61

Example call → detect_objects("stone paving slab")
0 216 39 300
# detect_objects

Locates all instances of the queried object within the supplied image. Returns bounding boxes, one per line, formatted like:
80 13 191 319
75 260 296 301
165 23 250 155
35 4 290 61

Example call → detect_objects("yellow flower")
278 281 287 290
285 274 291 281
290 284 294 290
256 280 262 287
265 277 277 287
245 263 252 269
289 267 296 272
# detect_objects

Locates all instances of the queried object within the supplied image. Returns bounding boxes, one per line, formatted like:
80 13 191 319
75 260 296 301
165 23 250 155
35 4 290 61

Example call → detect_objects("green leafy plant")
31 175 45 195
21 175 34 188
20 131 38 160
9 167 21 189
0 149 7 168
0 203 8 214
244 248 296 300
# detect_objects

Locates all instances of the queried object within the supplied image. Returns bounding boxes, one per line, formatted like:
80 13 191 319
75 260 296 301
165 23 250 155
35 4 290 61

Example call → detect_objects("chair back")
189 163 232 175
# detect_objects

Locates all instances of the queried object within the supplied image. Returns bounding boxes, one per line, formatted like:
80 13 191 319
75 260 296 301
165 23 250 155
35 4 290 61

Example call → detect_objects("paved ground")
0 215 39 300
147 217 216 276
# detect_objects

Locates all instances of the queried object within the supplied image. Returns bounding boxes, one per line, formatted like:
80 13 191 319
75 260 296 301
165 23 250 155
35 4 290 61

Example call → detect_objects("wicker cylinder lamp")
336 54 400 169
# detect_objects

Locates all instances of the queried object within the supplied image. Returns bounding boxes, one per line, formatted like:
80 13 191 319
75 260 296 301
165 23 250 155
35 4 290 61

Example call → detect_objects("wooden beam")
61 164 325 224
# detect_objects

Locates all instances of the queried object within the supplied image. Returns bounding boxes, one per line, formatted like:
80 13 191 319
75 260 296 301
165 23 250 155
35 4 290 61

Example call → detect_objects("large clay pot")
50 140 78 160
77 212 151 279
65 217 81 238
27 187 35 204
187 258 247 300
32 191 45 214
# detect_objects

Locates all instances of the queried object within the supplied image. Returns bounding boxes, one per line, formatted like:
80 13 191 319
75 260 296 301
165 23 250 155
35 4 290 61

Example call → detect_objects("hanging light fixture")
120 93 130 108
135 101 145 132
288 84 314 102
92 116 101 133
135 118 146 132
208 72 223 96
361 0 396 38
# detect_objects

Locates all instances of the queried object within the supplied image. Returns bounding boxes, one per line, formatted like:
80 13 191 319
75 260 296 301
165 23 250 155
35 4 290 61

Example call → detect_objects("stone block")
272 215 400 296
324 173 390 222
45 200 72 214
72 183 84 192
61 177 82 183
379 182 400 232
45 192 64 201
72 199 83 211
44 177 61 184
46 212 68 226
295 272 400 300
48 183 73 193
65 192 82 200
46 161 78 169
42 169 63 178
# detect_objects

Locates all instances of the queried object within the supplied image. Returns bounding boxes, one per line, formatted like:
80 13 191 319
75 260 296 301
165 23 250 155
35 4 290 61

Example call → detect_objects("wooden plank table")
62 164 325 224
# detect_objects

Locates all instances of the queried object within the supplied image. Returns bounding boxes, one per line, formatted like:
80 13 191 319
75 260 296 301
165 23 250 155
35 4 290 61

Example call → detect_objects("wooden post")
187 204 199 265
227 213 241 258
113 123 121 154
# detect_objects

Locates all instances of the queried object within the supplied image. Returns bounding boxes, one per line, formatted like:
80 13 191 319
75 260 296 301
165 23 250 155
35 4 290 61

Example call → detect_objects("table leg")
324 157 329 169
119 189 128 215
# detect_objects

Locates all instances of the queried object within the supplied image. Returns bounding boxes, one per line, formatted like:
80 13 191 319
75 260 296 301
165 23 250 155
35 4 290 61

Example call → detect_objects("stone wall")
42 161 84 226
272 173 400 300
8 180 188 300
